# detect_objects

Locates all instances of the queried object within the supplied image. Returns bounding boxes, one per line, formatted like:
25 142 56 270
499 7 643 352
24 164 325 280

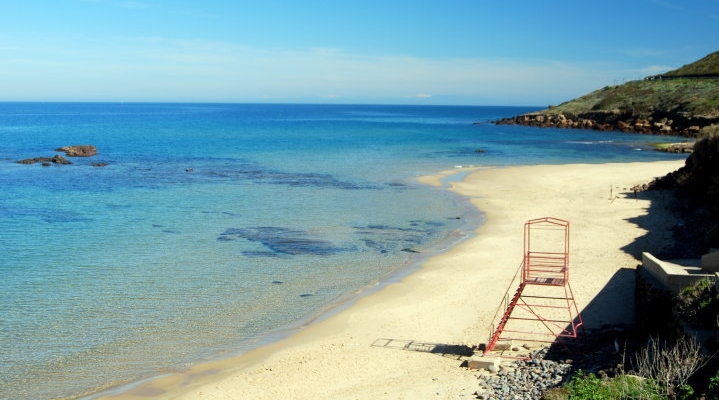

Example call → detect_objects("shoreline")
84 167 487 400
93 160 686 400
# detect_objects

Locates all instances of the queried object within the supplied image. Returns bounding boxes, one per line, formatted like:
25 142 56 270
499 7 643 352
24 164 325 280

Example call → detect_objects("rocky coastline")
494 110 717 138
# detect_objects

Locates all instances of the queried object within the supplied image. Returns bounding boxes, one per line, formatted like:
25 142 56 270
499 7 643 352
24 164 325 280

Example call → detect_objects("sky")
1 0 718 105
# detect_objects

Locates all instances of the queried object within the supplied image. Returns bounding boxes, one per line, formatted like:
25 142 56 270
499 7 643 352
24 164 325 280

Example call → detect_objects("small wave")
565 140 615 145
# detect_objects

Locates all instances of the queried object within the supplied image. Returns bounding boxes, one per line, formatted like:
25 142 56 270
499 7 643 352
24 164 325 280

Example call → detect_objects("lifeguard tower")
484 217 583 354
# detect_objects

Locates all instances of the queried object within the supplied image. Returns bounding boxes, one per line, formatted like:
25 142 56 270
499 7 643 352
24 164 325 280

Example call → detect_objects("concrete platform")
642 252 717 294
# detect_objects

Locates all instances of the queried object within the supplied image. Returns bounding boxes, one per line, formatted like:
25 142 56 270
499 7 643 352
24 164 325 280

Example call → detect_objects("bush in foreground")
542 335 712 400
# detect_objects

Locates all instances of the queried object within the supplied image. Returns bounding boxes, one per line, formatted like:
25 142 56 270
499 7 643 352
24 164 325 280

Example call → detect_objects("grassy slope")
548 79 719 118
542 51 719 120
661 51 719 77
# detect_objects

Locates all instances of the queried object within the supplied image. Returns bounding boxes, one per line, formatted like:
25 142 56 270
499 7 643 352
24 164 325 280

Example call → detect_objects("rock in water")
16 155 72 165
55 145 97 157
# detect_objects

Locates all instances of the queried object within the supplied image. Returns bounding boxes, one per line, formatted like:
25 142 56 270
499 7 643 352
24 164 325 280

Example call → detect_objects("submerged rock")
219 226 354 256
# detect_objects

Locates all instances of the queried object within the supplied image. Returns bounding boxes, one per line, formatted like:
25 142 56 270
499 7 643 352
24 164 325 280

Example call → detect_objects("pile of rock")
474 351 572 400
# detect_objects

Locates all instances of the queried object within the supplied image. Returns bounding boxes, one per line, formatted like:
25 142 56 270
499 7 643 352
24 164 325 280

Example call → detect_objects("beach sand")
99 160 686 400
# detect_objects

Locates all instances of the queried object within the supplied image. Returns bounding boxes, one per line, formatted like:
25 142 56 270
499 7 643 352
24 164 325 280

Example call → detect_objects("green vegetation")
497 52 719 137
676 278 719 330
544 277 719 400
546 78 719 120
545 336 712 400
659 52 719 78
561 370 664 400
545 51 719 120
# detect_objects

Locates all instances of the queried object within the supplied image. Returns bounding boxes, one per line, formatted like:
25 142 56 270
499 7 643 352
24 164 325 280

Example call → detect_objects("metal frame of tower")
484 217 583 354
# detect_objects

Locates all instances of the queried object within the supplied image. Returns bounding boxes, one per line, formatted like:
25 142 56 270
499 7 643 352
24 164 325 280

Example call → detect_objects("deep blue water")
0 103 687 399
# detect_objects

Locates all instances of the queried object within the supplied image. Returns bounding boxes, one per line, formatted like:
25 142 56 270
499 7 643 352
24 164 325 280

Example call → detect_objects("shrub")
563 370 663 399
676 278 719 329
635 336 706 398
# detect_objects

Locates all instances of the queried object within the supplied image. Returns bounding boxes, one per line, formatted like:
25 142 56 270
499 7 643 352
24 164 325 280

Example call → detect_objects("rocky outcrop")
16 155 72 166
55 145 97 157
495 52 719 138
16 145 99 166
660 142 695 153
494 111 716 138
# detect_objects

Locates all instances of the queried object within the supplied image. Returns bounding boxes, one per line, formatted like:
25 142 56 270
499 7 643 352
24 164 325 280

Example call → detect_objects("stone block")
492 341 513 351
466 356 500 371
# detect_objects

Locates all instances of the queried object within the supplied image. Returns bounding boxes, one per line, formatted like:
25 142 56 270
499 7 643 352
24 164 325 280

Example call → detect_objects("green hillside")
656 51 719 78
497 51 719 137
548 78 719 119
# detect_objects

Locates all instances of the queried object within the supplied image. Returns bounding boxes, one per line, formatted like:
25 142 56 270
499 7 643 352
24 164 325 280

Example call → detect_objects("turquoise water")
0 103 687 399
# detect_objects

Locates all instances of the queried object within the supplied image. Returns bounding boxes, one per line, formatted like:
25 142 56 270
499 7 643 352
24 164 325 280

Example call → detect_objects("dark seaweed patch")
203 161 377 190
384 181 408 188
219 226 354 256
260 171 372 190
353 221 444 254
360 239 388 253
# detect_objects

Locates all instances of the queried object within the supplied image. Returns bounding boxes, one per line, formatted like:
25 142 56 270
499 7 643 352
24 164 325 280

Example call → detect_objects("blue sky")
1 0 717 105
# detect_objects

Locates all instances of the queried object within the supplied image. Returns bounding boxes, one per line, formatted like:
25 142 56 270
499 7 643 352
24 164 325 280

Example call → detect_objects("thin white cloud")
0 35 624 104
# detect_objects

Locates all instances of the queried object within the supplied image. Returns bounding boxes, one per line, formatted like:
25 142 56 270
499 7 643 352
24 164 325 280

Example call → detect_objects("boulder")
55 145 97 157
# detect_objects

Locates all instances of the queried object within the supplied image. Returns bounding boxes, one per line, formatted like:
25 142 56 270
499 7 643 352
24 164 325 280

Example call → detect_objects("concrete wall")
641 252 716 294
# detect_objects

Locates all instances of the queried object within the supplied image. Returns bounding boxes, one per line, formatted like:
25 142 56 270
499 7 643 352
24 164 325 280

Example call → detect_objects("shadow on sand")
543 186 694 369
621 186 710 259
372 338 475 360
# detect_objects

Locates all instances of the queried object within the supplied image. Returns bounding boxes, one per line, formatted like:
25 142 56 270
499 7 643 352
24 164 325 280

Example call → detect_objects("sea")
0 103 688 399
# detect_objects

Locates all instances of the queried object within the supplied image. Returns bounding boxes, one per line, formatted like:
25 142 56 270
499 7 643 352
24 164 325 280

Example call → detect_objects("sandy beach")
99 160 686 400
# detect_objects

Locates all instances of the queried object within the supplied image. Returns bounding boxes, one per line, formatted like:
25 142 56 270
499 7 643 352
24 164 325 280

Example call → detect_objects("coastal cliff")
495 51 719 138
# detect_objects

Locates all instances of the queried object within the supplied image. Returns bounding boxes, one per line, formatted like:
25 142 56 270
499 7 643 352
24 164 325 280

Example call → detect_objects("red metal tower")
484 217 583 354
